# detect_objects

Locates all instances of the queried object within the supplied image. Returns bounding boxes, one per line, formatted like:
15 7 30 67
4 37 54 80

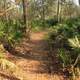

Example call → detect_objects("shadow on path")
6 31 65 80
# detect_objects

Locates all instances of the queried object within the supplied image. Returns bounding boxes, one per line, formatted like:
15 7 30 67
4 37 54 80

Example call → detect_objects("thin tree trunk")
57 0 60 22
42 0 45 27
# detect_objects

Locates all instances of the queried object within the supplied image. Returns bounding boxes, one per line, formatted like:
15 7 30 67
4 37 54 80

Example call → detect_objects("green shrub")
0 19 23 46
58 48 72 66
48 18 80 78
49 17 80 47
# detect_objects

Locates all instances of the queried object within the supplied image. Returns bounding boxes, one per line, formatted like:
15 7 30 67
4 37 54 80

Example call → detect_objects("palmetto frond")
68 36 80 48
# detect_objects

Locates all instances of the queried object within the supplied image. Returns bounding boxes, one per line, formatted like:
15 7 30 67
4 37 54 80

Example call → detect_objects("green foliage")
0 19 24 46
58 48 71 66
68 36 80 65
45 18 58 26
31 18 58 31
48 18 80 49
48 18 80 76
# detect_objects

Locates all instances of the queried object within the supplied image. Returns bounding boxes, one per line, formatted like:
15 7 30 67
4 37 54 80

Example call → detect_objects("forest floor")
6 31 67 80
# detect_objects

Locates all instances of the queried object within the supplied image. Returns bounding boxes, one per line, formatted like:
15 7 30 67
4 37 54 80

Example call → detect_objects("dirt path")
10 31 65 80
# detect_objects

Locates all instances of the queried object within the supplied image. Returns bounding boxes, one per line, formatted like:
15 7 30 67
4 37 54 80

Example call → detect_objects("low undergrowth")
48 18 80 80
0 16 29 80
0 44 27 80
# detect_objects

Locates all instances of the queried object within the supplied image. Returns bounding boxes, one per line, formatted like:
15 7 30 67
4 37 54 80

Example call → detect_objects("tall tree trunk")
22 0 28 33
22 0 30 40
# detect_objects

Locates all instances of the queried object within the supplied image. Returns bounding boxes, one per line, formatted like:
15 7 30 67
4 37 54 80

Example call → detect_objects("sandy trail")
11 31 64 80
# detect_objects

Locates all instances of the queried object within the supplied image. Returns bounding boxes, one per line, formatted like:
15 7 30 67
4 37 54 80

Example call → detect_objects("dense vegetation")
48 18 80 79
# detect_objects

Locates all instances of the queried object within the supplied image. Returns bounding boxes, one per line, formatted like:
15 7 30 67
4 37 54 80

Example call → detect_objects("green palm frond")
68 36 80 48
